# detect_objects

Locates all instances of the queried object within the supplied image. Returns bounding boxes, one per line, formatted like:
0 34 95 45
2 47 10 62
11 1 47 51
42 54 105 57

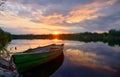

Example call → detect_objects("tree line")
0 28 120 46
12 29 120 40
12 29 120 46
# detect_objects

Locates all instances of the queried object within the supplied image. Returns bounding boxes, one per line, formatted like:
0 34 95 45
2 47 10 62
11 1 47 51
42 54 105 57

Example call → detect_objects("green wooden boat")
21 52 64 77
11 44 64 73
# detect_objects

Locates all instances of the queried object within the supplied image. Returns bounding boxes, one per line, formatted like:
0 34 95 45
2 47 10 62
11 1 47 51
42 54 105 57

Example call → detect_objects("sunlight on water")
53 38 59 42
7 39 63 53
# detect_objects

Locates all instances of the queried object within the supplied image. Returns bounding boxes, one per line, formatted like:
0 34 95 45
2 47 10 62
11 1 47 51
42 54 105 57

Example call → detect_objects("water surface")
7 39 120 77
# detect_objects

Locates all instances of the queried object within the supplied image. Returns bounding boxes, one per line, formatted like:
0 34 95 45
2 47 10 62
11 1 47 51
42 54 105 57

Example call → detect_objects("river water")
7 39 120 77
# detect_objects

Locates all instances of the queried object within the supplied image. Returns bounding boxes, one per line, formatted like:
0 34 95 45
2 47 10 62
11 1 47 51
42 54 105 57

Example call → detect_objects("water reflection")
7 39 120 77
65 49 116 72
53 38 59 42
63 42 120 77
7 39 63 53
20 52 64 77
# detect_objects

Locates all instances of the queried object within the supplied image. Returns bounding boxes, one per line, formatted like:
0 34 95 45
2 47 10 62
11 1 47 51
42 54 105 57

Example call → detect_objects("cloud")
0 0 120 34
66 7 98 23
31 1 102 25
78 11 120 32
31 13 65 25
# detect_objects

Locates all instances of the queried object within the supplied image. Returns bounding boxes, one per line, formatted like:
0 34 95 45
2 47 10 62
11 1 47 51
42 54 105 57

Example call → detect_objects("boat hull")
12 44 64 73
21 52 64 77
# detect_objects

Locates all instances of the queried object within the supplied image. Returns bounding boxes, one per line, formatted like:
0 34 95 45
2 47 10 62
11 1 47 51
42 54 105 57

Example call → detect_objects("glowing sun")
52 31 59 35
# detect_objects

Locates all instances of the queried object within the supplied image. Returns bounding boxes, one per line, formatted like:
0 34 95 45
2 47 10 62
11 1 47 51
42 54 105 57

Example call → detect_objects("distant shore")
11 29 120 46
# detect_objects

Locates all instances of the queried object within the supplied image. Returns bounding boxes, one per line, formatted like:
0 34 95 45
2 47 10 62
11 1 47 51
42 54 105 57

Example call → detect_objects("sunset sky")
0 0 120 34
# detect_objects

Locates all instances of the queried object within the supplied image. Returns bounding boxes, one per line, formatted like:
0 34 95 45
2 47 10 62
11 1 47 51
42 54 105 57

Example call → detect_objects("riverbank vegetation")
0 28 11 56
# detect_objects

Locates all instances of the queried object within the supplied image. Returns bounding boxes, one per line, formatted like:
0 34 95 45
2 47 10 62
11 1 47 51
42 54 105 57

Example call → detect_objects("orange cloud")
32 13 65 26
66 8 97 23
42 13 64 25
31 1 105 24
65 0 117 24
32 3 99 24
0 11 70 34
65 2 100 23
